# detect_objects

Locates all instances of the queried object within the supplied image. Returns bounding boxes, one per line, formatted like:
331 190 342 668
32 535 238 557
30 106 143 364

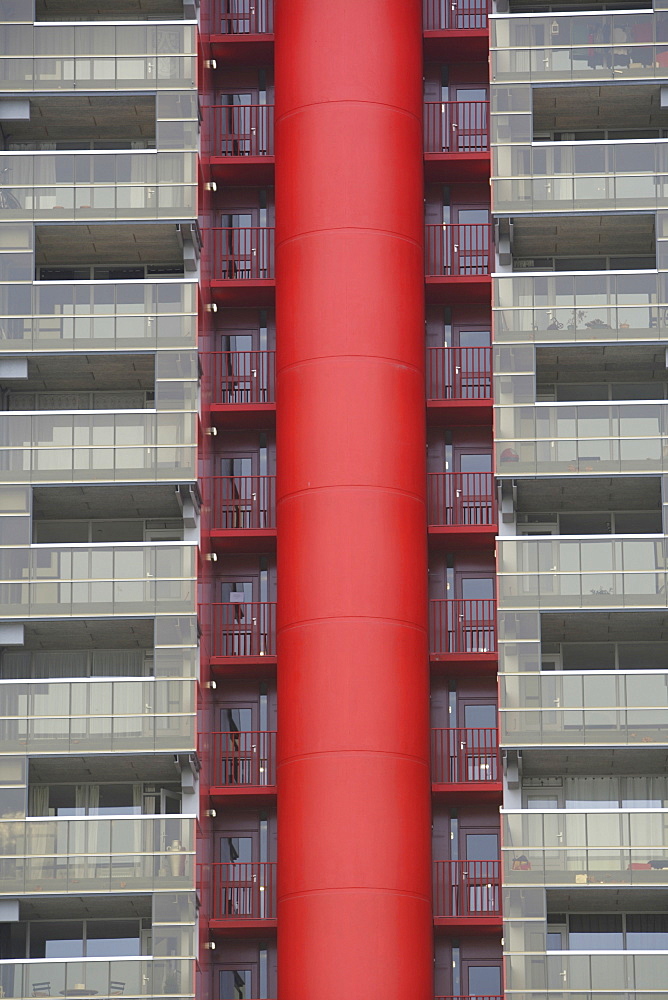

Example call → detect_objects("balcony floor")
207 34 274 64
208 528 277 553
427 398 492 426
428 524 497 549
425 151 490 183
210 278 275 306
208 156 274 186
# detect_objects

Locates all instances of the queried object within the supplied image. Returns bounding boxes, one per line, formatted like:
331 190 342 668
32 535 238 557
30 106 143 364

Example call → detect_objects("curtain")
29 785 49 817
91 649 144 676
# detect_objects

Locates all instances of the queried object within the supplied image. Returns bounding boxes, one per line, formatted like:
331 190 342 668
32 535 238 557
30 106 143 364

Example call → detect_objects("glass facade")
0 6 199 1000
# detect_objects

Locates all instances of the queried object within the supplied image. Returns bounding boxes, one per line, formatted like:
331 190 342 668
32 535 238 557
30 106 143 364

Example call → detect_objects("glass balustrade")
0 957 193 999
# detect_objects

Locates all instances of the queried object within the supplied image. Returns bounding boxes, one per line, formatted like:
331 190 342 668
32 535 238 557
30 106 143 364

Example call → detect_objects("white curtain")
565 775 618 808
29 785 50 817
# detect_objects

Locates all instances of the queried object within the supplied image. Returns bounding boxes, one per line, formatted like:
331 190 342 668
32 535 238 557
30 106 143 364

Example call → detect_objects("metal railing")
210 602 276 657
431 727 499 783
215 0 274 33
209 104 274 156
436 996 502 999
426 346 492 400
211 861 276 919
210 730 276 786
424 102 489 153
429 599 496 654
204 350 275 404
425 224 491 276
427 472 495 526
207 475 276 530
423 0 490 29
433 859 501 917
211 227 275 280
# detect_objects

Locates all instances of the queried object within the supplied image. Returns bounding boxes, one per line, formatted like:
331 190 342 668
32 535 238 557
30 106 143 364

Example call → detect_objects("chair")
32 984 51 997
110 983 125 996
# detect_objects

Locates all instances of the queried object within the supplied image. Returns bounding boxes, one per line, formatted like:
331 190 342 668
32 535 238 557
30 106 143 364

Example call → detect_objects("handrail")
429 598 496 654
215 0 274 33
211 861 276 919
431 727 499 783
210 602 276 657
425 224 491 276
203 350 276 405
208 104 274 156
210 227 275 280
206 475 276 530
209 730 276 786
427 472 496 525
423 0 490 29
424 101 489 153
433 859 501 916
426 346 492 401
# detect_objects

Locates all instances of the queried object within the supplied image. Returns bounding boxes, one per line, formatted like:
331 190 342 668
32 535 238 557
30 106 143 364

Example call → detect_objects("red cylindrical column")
275 3 432 1000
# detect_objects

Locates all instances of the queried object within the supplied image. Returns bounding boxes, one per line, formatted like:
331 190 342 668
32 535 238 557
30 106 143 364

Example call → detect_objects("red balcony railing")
216 0 274 33
210 602 276 657
209 104 274 157
436 996 502 1000
428 472 495 526
211 862 276 919
431 728 499 783
426 346 492 400
212 227 275 280
207 475 276 530
425 224 491 276
429 599 496 654
433 859 501 917
423 0 490 29
210 730 276 786
205 350 276 405
424 102 489 154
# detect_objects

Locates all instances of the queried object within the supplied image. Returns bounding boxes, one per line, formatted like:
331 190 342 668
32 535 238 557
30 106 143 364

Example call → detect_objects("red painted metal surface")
429 599 496 654
209 104 274 156
275 2 432 999
214 0 274 33
427 472 495 526
431 728 499 783
211 861 276 919
426 346 492 400
210 602 276 657
205 350 276 404
433 860 501 917
424 102 488 153
423 0 489 29
206 475 276 529
211 227 275 279
210 730 276 786
425 224 491 276
436 996 502 1000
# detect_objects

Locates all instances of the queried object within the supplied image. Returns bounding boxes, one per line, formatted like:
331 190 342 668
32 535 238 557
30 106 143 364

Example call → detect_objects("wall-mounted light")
204 941 216 950
205 426 218 436
205 808 217 818
205 552 218 562
206 302 218 312
206 680 217 690
205 59 217 69
205 181 217 192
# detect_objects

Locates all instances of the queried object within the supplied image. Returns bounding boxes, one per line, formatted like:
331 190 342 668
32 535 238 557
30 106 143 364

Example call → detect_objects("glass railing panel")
0 678 195 753
500 671 668 745
493 270 664 346
498 535 668 609
0 152 195 222
492 12 665 86
0 543 196 618
0 957 194 999
495 401 668 475
0 411 196 484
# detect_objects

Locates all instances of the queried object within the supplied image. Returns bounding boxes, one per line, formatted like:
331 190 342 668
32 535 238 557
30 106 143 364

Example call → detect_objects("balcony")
209 730 276 790
214 0 273 34
207 105 274 184
425 224 491 304
210 861 276 927
206 475 276 549
0 958 193 1000
209 228 275 305
427 346 492 402
0 677 194 754
209 602 276 662
204 351 275 427
427 472 496 545
433 859 501 924
501 669 668 747
432 727 500 800
429 599 497 665
424 0 489 30
0 816 194 895
504 808 668 888
424 101 490 181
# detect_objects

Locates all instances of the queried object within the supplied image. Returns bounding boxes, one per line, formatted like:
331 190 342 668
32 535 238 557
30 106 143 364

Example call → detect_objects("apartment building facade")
0 0 665 998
